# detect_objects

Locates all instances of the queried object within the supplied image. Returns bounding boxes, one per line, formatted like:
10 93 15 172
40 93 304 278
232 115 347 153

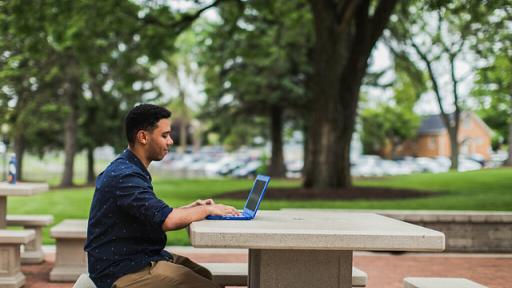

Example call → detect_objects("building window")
428 136 436 150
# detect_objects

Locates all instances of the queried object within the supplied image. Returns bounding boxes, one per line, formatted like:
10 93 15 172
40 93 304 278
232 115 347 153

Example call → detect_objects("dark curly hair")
125 104 171 145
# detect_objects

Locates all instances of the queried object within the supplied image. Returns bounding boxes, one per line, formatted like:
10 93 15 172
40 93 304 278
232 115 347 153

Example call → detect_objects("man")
85 104 239 288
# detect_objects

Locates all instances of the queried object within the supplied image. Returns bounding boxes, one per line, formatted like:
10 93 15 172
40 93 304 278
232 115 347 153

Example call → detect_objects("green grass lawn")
6 167 512 245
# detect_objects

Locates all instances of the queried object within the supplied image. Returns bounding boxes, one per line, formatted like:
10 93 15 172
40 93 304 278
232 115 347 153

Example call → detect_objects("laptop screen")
246 179 266 211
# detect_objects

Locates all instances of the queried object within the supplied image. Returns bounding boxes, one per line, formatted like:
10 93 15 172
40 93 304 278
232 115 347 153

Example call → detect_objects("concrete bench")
6 214 53 264
0 229 35 288
50 219 88 282
203 263 368 287
404 277 487 288
72 264 368 288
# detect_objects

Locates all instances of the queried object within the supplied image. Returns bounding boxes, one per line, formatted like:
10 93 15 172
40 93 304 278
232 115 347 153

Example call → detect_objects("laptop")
206 174 270 220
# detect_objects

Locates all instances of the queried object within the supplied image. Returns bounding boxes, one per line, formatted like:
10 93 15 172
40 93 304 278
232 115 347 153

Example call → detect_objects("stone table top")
190 210 445 252
0 182 49 196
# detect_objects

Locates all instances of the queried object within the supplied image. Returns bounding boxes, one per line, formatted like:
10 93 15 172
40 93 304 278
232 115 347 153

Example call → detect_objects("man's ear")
136 130 148 145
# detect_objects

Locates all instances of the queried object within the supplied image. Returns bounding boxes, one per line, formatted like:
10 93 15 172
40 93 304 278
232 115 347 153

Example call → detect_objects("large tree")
0 0 189 185
385 0 482 170
303 0 398 188
469 1 512 165
0 0 65 180
199 0 313 178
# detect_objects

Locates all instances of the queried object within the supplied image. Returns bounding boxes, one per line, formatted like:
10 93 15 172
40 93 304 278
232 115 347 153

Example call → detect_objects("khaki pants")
112 254 219 288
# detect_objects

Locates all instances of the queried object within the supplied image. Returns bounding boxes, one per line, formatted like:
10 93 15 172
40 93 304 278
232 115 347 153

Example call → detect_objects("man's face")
145 118 173 161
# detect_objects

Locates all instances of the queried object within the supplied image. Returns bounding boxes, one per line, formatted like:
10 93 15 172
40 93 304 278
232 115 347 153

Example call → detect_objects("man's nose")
168 137 174 145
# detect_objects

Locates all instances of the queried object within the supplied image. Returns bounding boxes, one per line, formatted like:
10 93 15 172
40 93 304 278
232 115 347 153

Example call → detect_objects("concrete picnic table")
190 210 445 288
0 182 49 228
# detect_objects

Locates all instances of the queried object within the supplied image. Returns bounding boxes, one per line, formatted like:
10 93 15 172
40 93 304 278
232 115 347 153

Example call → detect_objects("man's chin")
160 151 168 160
151 152 167 162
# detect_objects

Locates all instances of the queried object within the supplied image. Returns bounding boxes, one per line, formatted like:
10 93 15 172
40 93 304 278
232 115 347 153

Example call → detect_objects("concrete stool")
50 219 88 282
72 265 368 288
0 229 35 288
6 214 53 264
404 277 488 288
202 263 368 287
203 263 247 288
72 274 96 288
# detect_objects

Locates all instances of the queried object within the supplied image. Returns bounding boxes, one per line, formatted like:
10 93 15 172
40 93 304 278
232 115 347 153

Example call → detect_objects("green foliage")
222 116 269 151
473 54 511 147
469 1 511 149
0 0 213 179
361 64 422 157
361 104 420 156
198 0 313 147
256 152 269 175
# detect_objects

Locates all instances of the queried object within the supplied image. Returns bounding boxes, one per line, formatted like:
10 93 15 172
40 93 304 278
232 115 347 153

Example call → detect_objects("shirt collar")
121 149 152 180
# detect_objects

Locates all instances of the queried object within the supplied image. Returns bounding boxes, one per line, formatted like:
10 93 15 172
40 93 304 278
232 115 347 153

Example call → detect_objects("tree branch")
369 0 398 47
449 53 461 133
126 0 241 35
410 37 450 128
336 0 361 31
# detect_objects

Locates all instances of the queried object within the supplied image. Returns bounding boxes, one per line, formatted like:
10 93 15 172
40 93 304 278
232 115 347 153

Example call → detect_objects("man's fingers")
225 205 240 215
206 204 241 216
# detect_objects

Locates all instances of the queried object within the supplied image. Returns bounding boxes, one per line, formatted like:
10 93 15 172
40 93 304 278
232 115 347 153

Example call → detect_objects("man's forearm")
162 206 209 231
161 202 239 231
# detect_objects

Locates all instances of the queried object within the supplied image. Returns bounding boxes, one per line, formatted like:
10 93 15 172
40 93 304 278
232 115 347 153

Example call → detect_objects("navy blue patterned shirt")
85 149 173 288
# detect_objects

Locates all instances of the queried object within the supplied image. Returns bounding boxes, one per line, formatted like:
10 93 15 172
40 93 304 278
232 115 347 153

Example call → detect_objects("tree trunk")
302 121 310 179
87 146 95 184
304 2 354 189
448 128 459 170
179 119 187 153
268 105 286 178
304 0 397 189
13 134 25 181
61 102 77 187
60 68 80 187
390 138 400 160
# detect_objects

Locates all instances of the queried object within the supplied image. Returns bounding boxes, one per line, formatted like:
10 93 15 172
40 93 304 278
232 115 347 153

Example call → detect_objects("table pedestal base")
0 197 6 228
21 250 45 264
249 249 353 288
21 226 44 264
49 239 87 282
0 273 24 288
0 244 25 288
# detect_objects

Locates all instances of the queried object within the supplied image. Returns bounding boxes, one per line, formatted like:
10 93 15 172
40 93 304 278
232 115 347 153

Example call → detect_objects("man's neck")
127 146 150 168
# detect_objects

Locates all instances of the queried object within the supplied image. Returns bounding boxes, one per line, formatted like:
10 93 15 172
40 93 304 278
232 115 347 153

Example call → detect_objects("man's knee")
171 254 213 280
151 261 217 287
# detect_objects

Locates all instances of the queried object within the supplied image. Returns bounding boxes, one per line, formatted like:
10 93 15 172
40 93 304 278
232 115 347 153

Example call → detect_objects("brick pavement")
21 250 511 288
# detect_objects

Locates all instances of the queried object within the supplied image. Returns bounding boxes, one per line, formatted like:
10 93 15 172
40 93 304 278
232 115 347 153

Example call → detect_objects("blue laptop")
206 174 270 220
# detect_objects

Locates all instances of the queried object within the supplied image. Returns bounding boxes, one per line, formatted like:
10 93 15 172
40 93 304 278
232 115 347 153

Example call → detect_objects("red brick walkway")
23 251 511 288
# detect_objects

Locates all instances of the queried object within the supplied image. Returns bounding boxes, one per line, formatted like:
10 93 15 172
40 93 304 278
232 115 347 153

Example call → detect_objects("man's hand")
182 198 215 209
206 204 240 216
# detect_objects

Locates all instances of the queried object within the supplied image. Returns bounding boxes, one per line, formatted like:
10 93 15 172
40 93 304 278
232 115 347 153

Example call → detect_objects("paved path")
22 250 512 288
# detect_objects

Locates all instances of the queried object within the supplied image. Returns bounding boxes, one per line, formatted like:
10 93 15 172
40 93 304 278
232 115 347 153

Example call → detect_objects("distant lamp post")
1 124 10 182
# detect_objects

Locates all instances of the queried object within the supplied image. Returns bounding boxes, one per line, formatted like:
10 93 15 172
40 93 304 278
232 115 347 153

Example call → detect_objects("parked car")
458 157 482 172
351 155 384 177
232 160 262 178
